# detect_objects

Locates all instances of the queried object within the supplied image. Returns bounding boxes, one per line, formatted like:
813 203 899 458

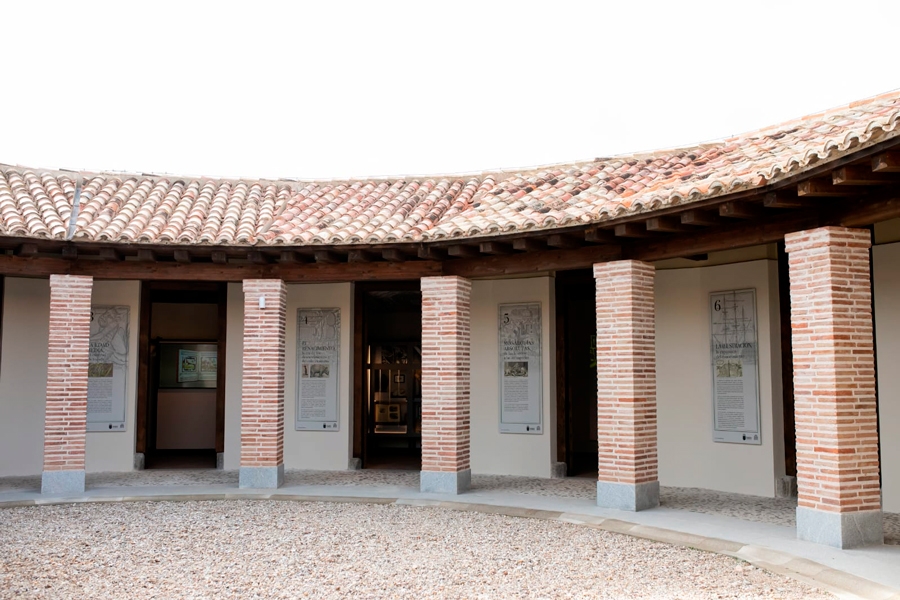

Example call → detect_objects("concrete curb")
1 492 897 600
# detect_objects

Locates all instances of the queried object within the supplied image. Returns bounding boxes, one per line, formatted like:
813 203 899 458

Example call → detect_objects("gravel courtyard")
0 500 831 599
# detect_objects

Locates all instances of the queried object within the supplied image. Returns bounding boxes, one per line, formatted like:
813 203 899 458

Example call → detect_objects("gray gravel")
0 500 831 599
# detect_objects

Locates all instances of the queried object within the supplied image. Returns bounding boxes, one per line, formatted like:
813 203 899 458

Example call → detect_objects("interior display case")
157 341 218 389
366 341 422 442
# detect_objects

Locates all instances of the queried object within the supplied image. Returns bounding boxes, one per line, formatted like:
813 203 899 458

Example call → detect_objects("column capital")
784 226 871 253
593 259 654 279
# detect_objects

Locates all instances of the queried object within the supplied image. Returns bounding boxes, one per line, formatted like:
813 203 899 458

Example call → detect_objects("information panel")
710 289 761 445
87 306 130 432
498 302 542 434
296 308 340 431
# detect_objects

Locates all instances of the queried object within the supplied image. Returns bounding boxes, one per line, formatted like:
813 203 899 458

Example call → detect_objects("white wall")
85 280 141 472
873 242 900 512
470 277 556 477
0 278 50 476
0 278 140 476
284 283 353 469
655 260 784 497
223 282 354 470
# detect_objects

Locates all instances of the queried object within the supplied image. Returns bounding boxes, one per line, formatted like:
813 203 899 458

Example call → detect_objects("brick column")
785 227 883 548
42 274 93 494
239 279 286 489
420 276 471 494
594 261 658 511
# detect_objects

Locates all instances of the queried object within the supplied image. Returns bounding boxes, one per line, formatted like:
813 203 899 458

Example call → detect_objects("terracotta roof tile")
3 91 900 247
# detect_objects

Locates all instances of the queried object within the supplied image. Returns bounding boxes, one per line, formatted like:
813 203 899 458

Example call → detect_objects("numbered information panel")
498 302 543 434
87 306 130 432
296 308 341 431
709 289 761 445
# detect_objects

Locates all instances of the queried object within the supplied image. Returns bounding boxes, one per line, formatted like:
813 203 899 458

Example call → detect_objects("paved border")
1 492 897 600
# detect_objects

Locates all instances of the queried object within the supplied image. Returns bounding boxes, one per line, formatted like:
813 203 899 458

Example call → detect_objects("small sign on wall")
296 308 340 431
498 302 543 435
710 289 761 445
87 305 129 432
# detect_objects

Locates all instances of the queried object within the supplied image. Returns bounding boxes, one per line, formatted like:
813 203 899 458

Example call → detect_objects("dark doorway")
354 282 422 470
556 270 598 478
137 282 227 470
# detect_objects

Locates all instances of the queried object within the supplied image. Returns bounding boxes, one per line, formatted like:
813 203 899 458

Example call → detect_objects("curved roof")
2 91 900 247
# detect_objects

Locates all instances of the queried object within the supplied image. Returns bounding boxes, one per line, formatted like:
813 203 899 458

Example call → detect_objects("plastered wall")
873 242 900 512
655 260 785 497
470 277 557 477
0 278 140 476
85 280 141 472
224 282 353 470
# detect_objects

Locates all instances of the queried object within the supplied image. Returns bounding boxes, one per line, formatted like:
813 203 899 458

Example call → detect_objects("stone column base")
775 476 797 498
41 470 85 495
597 480 659 511
133 453 145 471
348 457 362 470
216 453 224 470
421 469 471 494
239 465 284 489
797 507 883 548
550 462 567 479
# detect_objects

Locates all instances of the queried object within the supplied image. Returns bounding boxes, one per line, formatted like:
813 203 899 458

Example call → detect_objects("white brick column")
42 274 93 494
239 279 286 489
594 261 659 511
420 276 471 494
785 227 883 548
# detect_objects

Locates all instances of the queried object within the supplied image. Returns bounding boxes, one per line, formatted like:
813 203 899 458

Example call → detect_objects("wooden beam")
447 245 480 258
444 244 621 278
61 245 77 260
614 223 652 238
632 210 821 263
417 246 447 260
99 248 121 261
763 192 809 209
211 251 228 264
137 249 156 262
680 210 721 227
348 249 378 263
512 238 546 252
248 250 270 265
173 249 191 263
278 251 302 264
584 228 616 244
547 234 581 249
0 254 442 282
833 165 900 186
382 248 408 262
719 201 763 219
797 179 866 197
17 243 38 258
645 216 688 233
479 241 512 255
314 250 340 264
872 151 900 173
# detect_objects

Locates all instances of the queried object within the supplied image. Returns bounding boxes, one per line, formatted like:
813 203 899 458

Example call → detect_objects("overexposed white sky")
2 1 898 180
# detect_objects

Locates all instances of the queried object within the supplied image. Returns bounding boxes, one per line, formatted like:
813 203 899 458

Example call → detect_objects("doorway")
556 270 598 477
137 282 227 470
353 282 422 470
